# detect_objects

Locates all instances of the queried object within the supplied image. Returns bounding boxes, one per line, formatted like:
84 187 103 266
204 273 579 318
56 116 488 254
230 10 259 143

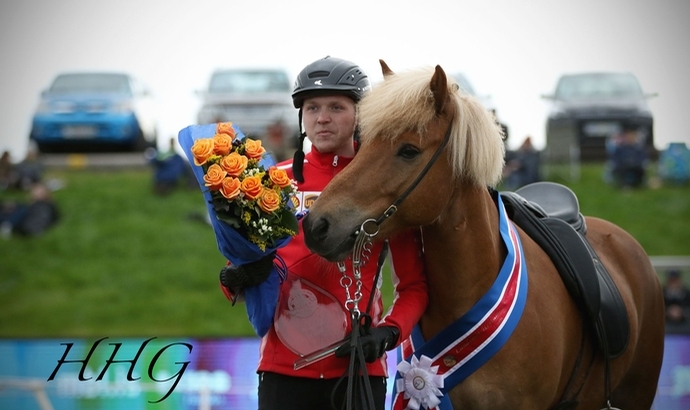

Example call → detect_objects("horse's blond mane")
358 66 505 186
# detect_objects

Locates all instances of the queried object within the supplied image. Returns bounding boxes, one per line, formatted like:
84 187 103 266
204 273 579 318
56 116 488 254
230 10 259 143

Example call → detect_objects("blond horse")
302 60 664 409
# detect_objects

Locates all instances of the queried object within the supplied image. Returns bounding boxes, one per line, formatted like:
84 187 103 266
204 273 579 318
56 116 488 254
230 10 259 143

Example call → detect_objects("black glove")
335 326 400 363
219 252 276 293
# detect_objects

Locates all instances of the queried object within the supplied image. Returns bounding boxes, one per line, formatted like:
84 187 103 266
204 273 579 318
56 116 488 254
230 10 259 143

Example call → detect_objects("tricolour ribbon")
392 194 528 410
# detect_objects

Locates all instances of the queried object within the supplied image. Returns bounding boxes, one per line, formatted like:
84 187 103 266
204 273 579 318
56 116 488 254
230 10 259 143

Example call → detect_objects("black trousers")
258 371 387 410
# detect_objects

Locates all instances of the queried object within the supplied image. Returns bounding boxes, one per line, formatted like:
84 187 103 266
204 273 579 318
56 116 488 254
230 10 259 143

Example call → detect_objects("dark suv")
543 72 656 161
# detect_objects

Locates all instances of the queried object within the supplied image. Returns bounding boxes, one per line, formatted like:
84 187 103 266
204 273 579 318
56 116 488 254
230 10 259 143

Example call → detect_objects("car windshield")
208 70 291 93
49 73 132 95
555 73 643 100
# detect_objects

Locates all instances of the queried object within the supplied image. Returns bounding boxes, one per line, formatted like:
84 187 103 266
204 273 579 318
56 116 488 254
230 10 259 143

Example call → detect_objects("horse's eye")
397 144 420 160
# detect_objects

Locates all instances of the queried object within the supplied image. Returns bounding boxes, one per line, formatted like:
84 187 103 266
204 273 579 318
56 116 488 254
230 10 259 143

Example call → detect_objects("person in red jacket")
220 56 428 410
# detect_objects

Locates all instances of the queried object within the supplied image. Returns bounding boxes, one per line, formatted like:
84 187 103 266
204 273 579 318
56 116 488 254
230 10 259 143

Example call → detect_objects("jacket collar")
306 145 355 170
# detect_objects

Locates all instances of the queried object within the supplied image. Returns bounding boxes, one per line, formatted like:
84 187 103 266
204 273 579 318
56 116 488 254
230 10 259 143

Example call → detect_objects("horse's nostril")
310 216 330 241
303 214 330 245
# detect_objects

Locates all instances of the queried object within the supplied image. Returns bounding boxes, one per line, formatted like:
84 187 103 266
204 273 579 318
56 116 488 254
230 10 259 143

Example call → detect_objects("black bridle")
363 116 455 233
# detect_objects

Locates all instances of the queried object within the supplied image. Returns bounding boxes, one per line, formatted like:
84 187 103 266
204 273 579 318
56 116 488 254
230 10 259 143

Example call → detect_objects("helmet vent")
308 71 330 79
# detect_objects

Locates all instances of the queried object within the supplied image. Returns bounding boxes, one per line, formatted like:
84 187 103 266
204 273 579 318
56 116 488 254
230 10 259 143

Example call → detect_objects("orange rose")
191 138 215 166
216 122 235 138
220 152 249 177
244 138 266 159
257 188 281 213
220 176 241 200
240 175 263 200
268 166 291 188
203 163 227 190
213 133 233 155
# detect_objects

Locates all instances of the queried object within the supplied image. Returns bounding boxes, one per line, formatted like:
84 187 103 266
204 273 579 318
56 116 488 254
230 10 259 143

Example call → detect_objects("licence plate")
583 122 620 137
62 125 97 139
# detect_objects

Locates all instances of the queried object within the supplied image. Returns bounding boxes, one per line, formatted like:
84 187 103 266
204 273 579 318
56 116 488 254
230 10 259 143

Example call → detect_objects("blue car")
30 72 159 152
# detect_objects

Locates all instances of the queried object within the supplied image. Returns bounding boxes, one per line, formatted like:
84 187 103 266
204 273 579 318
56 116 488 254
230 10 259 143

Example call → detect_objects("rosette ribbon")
395 355 444 410
178 123 292 336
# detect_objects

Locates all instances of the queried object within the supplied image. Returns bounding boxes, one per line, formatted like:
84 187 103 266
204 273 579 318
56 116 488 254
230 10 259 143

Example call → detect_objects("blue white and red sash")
391 194 528 410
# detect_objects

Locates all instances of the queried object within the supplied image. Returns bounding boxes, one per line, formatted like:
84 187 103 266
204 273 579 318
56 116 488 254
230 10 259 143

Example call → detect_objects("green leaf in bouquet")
210 196 231 213
279 208 299 235
216 211 242 229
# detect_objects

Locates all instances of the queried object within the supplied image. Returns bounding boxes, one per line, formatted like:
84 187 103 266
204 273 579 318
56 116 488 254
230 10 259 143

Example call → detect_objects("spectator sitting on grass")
147 137 194 196
13 144 44 191
0 182 60 238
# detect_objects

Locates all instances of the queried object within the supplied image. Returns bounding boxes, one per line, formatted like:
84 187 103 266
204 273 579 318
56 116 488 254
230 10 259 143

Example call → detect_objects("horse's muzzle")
302 213 355 262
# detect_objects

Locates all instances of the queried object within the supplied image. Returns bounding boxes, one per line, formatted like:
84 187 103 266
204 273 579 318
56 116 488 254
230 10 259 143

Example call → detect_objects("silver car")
196 68 299 148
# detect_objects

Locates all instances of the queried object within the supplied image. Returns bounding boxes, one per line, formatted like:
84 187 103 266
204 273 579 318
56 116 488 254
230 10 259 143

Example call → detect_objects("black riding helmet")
291 56 370 182
292 56 370 108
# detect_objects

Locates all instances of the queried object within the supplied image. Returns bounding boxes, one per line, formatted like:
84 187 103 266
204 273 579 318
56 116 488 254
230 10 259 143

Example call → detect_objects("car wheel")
33 140 54 154
131 129 155 152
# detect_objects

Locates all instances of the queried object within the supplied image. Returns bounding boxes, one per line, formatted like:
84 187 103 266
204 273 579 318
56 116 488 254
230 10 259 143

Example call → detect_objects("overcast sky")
1 0 688 160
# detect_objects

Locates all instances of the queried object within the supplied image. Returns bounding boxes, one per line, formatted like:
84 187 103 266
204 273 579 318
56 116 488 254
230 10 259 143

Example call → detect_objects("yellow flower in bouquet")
191 123 298 251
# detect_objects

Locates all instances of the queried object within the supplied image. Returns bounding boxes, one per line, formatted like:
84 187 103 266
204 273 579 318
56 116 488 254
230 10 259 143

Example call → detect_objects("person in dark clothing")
609 125 647 188
0 182 59 237
503 136 541 190
149 138 194 196
14 145 44 191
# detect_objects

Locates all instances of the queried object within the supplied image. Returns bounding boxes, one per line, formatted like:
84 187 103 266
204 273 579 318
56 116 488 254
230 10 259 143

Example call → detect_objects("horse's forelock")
358 66 505 187
359 67 437 142
450 94 506 186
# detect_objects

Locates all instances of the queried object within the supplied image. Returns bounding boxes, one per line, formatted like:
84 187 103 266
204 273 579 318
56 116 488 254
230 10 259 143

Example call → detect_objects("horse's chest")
448 375 541 409
448 385 512 409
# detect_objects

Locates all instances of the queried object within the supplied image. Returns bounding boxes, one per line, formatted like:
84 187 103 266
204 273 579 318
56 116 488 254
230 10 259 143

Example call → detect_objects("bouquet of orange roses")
178 122 298 265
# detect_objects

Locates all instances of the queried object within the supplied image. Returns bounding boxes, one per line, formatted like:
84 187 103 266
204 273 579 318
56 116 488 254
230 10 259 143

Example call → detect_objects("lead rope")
334 220 386 410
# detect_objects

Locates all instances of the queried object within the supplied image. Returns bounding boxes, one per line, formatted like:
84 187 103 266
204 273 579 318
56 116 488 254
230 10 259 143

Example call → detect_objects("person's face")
302 95 356 157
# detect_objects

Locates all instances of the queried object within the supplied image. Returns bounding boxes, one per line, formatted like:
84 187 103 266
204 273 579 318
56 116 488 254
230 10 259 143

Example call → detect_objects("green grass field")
0 164 688 338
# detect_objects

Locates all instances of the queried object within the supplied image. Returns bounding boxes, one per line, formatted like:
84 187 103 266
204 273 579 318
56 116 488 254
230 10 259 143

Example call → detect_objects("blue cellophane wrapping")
178 123 291 336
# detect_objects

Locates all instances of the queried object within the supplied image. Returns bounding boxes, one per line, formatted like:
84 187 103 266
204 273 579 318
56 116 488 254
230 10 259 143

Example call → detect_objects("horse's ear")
429 65 448 115
380 59 394 77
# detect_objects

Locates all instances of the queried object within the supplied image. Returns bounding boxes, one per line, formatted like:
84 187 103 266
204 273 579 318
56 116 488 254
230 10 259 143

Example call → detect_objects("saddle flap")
593 252 631 358
550 219 630 358
542 218 601 320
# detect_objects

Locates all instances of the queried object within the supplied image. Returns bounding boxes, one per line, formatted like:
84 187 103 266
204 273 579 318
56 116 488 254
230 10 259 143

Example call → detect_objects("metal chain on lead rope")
337 218 380 410
338 218 379 315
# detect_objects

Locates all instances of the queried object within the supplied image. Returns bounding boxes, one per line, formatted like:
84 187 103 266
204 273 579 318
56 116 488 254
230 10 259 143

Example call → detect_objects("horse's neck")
419 185 505 338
